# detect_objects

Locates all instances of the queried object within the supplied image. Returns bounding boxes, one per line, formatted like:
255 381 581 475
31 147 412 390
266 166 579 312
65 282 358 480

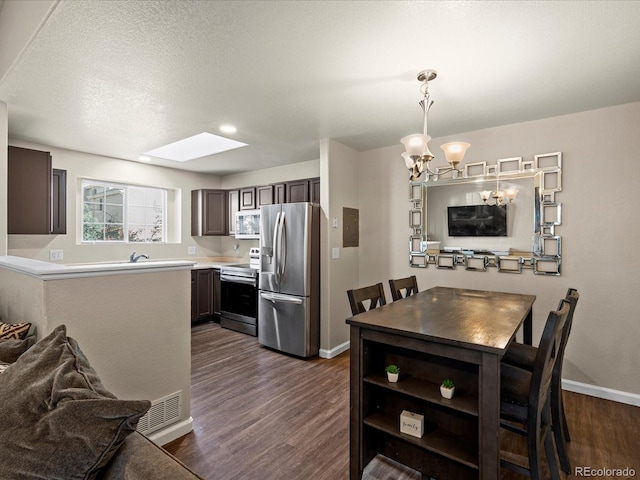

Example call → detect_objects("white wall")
356 101 640 396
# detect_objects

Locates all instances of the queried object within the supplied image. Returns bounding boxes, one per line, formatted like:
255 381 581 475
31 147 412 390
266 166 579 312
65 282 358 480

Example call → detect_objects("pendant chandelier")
480 176 518 206
401 70 470 181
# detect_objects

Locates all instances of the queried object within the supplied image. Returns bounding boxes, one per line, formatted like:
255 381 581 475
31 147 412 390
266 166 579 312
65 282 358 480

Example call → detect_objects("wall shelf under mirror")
408 152 563 275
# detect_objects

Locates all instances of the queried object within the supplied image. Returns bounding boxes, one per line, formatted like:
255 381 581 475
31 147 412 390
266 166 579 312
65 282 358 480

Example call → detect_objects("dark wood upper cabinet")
191 189 227 236
239 187 256 210
8 145 66 235
274 183 286 204
256 185 274 206
228 189 239 235
310 177 320 203
285 177 320 204
286 179 310 203
51 169 67 234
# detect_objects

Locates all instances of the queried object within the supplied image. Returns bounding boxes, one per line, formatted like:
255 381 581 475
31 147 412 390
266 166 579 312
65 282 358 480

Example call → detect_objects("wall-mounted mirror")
408 152 563 275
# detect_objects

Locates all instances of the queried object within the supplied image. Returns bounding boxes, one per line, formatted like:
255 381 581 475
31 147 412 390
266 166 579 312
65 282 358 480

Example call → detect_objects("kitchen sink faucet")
129 252 149 263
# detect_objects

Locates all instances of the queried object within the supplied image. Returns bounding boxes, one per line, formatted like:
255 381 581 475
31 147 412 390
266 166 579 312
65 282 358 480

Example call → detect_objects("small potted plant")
385 365 400 383
440 379 455 399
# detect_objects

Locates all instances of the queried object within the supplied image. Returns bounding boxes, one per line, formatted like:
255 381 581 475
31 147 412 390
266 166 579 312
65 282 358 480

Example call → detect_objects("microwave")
235 209 260 239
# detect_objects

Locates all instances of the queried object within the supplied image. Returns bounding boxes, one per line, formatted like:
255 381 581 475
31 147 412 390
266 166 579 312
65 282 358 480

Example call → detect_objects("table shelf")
363 411 479 470
363 372 478 417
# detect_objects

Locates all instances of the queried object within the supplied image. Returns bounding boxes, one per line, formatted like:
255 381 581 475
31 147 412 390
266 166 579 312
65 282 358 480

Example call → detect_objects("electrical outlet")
50 249 63 261
188 246 196 255
332 247 340 259
332 216 338 228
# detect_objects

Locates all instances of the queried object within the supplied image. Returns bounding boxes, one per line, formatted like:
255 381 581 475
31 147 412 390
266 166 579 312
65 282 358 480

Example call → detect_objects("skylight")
144 132 247 162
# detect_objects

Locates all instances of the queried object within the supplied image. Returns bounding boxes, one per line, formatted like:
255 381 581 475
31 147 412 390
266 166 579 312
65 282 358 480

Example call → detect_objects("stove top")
220 263 259 278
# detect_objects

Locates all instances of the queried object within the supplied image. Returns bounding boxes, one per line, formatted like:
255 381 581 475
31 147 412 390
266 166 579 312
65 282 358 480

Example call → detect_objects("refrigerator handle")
275 211 285 284
279 212 287 281
272 211 281 281
260 292 304 304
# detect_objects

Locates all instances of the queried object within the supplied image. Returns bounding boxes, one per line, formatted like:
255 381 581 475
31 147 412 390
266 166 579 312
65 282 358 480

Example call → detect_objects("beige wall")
320 139 359 354
356 101 640 395
0 267 193 441
0 102 6 255
7 139 224 263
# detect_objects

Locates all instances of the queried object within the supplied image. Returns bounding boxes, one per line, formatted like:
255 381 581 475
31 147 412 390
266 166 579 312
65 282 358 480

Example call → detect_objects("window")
82 180 167 243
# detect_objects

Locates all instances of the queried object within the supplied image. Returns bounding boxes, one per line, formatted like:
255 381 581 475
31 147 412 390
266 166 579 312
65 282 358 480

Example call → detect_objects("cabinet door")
204 190 227 235
256 185 274 206
274 183 286 204
8 146 53 234
192 190 227 236
191 270 197 322
240 187 256 210
310 177 320 203
228 190 239 235
213 269 221 316
194 269 214 319
286 180 310 203
51 169 67 234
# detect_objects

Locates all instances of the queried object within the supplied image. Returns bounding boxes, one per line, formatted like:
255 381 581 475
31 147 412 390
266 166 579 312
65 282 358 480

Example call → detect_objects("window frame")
81 179 167 244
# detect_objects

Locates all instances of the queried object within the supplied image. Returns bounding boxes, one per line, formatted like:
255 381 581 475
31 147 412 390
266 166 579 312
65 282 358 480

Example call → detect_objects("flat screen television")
447 204 507 237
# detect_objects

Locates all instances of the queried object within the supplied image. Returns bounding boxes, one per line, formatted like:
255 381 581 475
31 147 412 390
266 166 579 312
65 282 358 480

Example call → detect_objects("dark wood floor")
165 321 640 479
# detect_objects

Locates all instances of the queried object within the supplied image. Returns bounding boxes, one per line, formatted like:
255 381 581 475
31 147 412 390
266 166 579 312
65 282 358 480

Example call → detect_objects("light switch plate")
332 247 340 259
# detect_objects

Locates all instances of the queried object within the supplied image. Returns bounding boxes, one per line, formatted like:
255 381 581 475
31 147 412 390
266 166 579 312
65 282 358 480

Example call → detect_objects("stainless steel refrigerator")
258 202 320 357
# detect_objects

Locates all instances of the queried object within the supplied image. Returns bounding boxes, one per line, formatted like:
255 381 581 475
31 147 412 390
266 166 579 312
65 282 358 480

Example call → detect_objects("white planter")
440 385 455 399
387 372 399 383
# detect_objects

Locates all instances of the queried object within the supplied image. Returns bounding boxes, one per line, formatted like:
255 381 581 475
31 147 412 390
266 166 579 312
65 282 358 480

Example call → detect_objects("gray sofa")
98 431 202 480
0 324 202 480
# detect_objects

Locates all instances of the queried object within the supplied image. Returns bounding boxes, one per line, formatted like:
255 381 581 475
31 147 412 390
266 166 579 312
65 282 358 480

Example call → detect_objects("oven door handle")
260 292 303 304
220 274 257 285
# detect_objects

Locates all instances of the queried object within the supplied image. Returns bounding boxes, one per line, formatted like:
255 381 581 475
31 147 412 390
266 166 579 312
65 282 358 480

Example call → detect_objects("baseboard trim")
562 379 640 407
319 340 350 359
147 417 194 446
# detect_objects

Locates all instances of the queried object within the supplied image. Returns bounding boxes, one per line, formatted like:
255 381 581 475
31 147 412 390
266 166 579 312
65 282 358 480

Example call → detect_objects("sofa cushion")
0 321 31 339
0 324 151 480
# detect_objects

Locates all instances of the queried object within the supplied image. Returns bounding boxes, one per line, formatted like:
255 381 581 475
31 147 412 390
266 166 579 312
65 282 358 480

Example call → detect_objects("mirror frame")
408 152 563 275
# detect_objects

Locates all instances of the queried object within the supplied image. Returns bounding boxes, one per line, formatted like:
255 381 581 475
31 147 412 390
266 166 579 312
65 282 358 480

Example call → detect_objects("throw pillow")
0 324 151 480
0 334 36 363
0 321 31 339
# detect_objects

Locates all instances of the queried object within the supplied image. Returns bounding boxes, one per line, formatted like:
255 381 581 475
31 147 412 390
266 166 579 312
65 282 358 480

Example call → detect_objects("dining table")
347 286 535 480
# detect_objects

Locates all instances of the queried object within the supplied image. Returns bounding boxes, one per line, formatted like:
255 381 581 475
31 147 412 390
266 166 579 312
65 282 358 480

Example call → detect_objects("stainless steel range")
219 248 260 336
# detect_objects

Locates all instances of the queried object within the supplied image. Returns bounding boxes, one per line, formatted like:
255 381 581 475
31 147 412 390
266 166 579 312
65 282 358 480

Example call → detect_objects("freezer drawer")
258 291 319 358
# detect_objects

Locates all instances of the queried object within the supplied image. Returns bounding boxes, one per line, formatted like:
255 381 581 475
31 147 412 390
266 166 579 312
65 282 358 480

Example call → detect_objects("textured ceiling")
1 0 640 175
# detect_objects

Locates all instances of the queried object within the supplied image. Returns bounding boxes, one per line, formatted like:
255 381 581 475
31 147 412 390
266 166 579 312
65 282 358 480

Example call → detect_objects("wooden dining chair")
388 275 419 302
347 283 386 316
502 288 579 473
500 299 571 480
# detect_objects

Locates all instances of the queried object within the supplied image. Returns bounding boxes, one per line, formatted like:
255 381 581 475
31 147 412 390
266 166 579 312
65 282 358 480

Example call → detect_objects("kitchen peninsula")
0 255 196 445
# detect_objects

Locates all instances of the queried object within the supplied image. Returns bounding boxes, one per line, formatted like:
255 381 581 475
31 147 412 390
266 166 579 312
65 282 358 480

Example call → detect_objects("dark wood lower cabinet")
191 268 220 322
213 269 221 317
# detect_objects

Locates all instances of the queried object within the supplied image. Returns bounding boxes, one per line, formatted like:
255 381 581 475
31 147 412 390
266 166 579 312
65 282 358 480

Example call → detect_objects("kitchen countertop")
0 255 252 280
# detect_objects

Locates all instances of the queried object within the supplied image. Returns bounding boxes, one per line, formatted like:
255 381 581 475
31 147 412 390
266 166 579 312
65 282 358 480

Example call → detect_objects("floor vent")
136 391 182 435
